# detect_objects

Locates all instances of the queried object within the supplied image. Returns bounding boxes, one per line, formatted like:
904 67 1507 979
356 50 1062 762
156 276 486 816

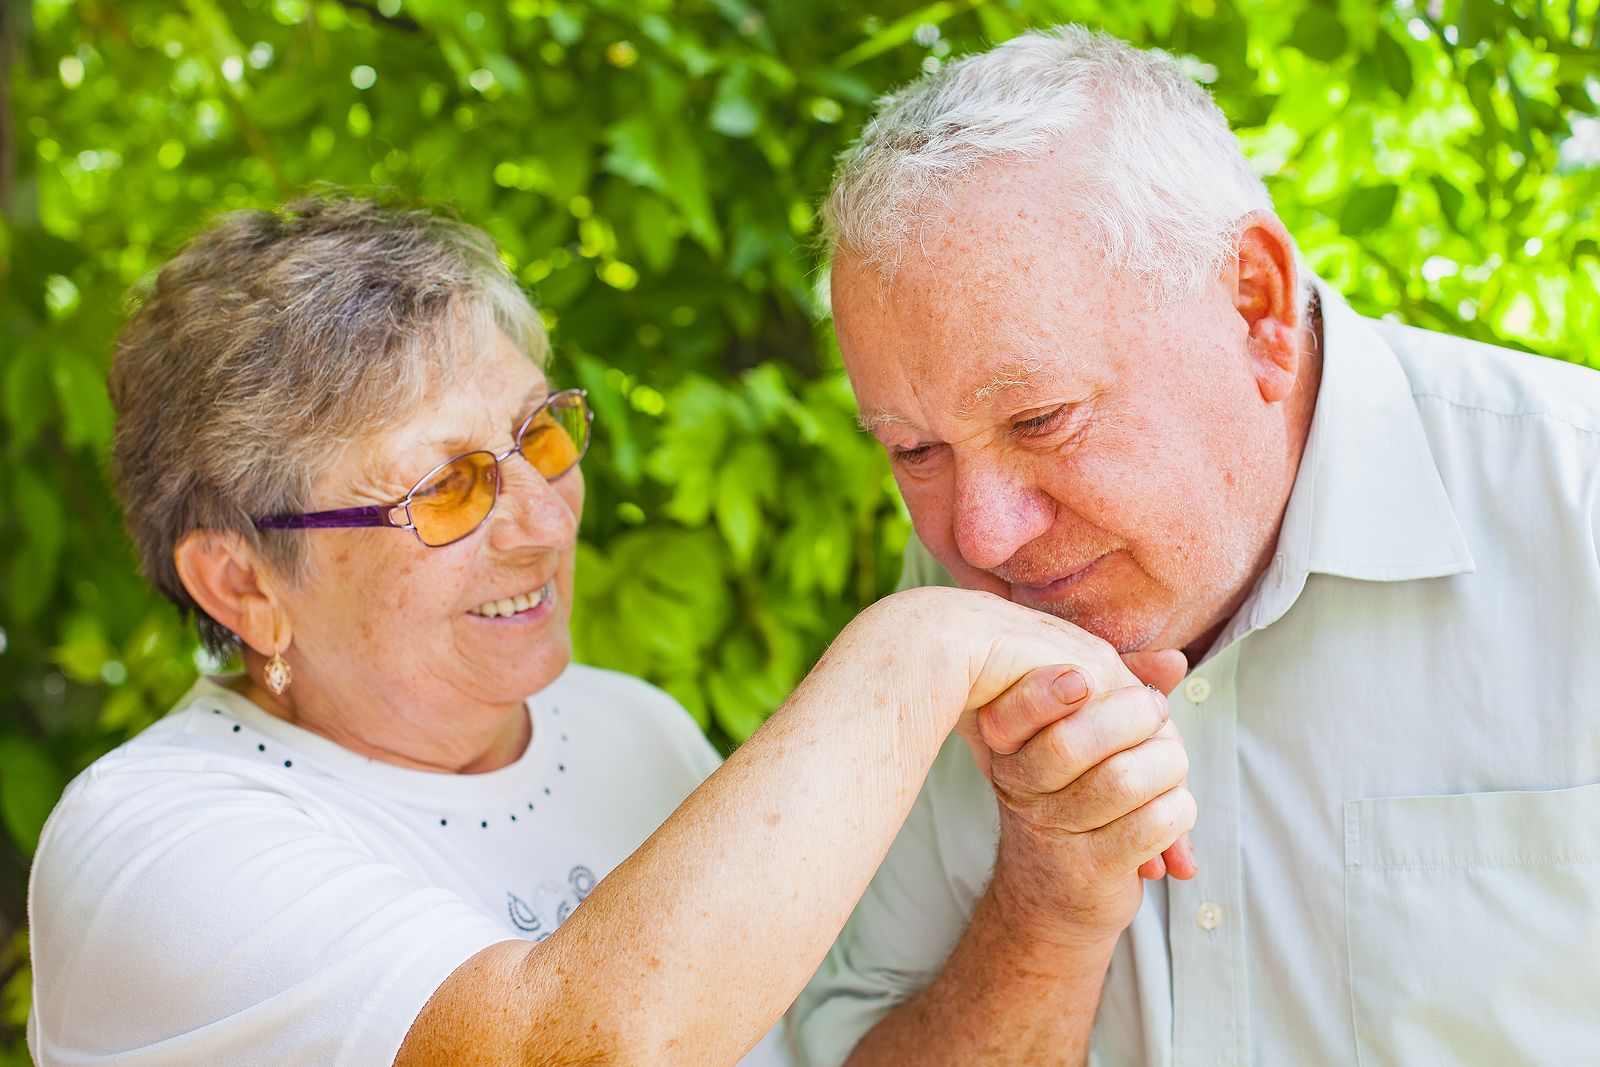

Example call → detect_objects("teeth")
469 581 554 618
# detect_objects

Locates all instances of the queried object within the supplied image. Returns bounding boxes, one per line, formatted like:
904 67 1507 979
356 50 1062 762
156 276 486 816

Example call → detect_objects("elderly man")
793 24 1600 1067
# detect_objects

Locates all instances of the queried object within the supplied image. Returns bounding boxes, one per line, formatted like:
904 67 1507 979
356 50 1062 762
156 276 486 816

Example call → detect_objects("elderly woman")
25 197 1186 1066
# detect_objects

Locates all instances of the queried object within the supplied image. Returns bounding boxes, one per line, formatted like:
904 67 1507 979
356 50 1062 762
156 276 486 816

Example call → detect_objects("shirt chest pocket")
1344 782 1600 1066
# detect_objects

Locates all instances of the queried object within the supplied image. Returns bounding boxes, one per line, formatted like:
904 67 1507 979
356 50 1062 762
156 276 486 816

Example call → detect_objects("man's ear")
1231 212 1303 404
173 531 290 657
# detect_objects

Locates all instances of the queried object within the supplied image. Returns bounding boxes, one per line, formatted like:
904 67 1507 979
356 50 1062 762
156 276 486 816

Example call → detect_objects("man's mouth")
467 579 555 618
1006 554 1108 599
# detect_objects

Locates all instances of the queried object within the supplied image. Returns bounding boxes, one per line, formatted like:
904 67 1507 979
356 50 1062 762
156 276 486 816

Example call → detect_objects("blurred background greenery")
1 0 1596 1057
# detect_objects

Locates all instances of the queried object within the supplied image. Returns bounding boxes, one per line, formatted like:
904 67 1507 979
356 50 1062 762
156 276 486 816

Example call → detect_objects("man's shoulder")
1375 318 1600 439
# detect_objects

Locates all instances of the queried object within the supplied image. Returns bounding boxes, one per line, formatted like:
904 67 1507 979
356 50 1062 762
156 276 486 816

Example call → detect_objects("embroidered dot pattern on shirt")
214 703 574 833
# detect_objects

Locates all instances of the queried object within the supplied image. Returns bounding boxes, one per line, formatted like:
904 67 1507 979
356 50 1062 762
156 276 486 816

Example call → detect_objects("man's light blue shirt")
793 285 1600 1065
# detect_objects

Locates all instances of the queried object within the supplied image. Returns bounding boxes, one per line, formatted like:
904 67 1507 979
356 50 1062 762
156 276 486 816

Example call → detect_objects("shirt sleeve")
788 739 997 1067
28 762 512 1067
895 533 957 594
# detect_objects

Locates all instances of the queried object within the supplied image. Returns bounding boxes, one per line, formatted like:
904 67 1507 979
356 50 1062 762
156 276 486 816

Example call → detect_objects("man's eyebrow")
957 356 1045 419
857 407 914 433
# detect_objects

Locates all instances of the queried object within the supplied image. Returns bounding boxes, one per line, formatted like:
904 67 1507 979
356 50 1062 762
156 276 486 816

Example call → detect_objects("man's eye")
892 444 935 466
1013 406 1066 437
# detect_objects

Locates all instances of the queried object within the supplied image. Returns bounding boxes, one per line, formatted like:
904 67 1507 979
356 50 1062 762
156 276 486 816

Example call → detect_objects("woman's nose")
488 460 579 551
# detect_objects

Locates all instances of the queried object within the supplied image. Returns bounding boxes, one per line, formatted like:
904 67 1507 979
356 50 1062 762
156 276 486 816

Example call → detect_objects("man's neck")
1182 291 1326 666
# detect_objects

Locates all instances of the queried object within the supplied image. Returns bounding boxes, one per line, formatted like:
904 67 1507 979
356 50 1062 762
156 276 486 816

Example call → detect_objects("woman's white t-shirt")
27 664 790 1066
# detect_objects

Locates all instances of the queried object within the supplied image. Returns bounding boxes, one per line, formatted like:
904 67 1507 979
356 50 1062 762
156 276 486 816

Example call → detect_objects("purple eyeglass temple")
252 506 402 532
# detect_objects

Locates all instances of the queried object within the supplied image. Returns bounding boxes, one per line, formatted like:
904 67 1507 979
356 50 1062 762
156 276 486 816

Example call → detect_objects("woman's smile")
465 578 557 622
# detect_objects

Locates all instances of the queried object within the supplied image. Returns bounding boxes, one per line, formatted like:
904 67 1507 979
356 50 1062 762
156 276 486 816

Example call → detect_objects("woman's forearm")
534 596 968 1062
398 589 1131 1066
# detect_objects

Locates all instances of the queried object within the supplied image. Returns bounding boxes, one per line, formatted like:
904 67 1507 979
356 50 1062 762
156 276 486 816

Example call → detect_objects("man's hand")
967 655 1198 946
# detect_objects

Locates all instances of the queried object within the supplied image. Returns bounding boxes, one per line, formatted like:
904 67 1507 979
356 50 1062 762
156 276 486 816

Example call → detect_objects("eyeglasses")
254 389 592 547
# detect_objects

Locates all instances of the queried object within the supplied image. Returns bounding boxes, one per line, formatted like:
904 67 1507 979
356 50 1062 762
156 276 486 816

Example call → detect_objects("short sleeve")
789 738 996 1067
28 763 511 1067
895 533 957 594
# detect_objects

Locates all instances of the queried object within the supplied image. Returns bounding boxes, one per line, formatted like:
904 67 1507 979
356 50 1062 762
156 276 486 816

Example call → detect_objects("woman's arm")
396 587 1138 1067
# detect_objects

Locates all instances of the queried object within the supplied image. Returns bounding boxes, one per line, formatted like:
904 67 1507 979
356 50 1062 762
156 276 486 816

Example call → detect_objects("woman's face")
270 329 583 739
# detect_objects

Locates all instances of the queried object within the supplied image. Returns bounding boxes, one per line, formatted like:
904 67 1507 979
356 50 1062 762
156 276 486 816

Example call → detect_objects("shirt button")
1196 902 1223 930
1184 677 1212 703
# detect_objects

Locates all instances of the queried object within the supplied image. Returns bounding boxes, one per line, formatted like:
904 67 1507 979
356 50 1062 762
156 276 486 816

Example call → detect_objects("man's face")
833 158 1297 654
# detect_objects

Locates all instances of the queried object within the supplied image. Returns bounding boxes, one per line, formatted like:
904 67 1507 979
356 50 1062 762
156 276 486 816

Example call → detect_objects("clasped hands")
963 633 1198 945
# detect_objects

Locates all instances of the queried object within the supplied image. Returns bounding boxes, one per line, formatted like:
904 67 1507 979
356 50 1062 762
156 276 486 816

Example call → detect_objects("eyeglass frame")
252 388 592 548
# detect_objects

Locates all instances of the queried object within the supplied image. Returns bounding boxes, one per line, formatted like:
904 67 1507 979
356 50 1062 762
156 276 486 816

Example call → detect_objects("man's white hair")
824 25 1278 303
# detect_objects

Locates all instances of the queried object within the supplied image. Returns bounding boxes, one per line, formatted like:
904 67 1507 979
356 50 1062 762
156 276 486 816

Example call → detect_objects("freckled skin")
834 155 1316 658
264 330 583 773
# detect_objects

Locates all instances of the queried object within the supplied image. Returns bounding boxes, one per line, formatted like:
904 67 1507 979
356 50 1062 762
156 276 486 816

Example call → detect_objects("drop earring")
264 650 292 695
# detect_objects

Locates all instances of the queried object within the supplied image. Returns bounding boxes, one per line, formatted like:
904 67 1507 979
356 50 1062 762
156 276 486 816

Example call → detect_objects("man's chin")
1011 594 1163 654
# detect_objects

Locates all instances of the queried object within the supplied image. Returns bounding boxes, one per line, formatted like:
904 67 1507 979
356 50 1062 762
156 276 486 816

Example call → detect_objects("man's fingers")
1160 833 1199 880
992 684 1168 797
977 665 1091 756
1088 785 1198 872
1042 736 1189 832
1142 717 1197 879
1119 649 1187 696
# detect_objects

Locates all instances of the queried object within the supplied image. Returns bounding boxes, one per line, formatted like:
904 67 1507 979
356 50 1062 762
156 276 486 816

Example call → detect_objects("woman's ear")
173 531 290 656
1231 211 1303 404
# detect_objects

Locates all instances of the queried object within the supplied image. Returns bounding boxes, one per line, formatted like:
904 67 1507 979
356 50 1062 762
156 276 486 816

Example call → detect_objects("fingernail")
1052 670 1089 704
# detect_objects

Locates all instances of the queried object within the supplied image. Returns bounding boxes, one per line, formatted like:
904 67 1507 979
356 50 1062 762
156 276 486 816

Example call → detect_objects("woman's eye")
1013 407 1065 437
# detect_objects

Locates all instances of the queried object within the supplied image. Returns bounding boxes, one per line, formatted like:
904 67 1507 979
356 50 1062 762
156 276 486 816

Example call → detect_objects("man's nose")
951 458 1054 572
489 460 579 551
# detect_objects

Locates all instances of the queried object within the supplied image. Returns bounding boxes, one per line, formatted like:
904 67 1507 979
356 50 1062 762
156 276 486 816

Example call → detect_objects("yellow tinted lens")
408 452 497 545
520 396 587 478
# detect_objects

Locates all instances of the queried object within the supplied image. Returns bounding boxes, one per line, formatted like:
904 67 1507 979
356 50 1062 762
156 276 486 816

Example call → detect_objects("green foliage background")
1 0 1595 1055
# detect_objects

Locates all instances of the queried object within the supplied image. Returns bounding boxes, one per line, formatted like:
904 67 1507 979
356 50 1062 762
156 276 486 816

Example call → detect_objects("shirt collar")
1212 281 1476 650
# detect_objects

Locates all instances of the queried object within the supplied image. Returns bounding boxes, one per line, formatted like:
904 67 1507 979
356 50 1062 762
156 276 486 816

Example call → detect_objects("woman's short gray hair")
824 25 1277 302
110 194 546 654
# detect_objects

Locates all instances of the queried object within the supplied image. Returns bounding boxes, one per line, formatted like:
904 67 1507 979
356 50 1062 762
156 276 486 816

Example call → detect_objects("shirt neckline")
177 674 559 805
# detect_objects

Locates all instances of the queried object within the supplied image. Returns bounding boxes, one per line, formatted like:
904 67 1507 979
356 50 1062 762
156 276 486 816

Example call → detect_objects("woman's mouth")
467 579 556 619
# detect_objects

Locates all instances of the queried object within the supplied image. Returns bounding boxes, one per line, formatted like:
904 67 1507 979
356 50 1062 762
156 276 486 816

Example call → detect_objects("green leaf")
1338 183 1399 235
1431 175 1466 228
714 441 778 567
631 194 678 273
1456 0 1499 48
711 68 763 139
1465 59 1503 145
1288 5 1349 64
50 355 114 448
248 69 322 130
836 1 968 69
3 346 52 453
8 466 64 622
603 117 723 256
0 737 66 856
1372 30 1413 99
